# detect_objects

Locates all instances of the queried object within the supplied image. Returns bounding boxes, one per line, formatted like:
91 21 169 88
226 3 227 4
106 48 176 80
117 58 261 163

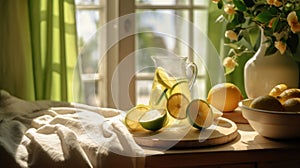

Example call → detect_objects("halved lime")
125 104 151 131
186 99 214 129
139 109 168 131
166 93 190 119
155 67 176 89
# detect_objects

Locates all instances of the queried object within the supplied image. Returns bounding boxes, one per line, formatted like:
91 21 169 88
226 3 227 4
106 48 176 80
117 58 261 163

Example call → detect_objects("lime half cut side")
139 109 168 131
125 104 151 131
186 99 214 129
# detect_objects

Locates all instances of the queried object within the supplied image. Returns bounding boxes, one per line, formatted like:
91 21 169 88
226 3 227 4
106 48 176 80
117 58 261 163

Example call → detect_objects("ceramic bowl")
239 99 300 139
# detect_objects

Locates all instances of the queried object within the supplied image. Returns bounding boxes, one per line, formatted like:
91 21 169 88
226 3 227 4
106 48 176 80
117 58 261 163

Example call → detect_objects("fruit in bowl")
239 84 300 139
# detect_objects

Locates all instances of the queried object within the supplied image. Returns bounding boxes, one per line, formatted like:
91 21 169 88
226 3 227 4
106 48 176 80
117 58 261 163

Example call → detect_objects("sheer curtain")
0 0 78 101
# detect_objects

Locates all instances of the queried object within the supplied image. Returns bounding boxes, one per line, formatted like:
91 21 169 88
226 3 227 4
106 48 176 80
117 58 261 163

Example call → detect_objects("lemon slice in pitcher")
169 80 189 94
166 93 190 119
155 67 176 89
125 104 150 131
139 109 168 131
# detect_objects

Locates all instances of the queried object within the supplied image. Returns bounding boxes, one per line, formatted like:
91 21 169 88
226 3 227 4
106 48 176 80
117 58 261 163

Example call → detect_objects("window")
134 0 209 106
75 0 107 106
75 0 210 110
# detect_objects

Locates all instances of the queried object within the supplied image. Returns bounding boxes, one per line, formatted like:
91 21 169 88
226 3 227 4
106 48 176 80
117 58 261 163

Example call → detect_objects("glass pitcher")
149 55 198 109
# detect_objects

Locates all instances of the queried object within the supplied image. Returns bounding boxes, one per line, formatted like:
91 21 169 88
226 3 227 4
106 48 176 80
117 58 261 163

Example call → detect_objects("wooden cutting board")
132 117 238 149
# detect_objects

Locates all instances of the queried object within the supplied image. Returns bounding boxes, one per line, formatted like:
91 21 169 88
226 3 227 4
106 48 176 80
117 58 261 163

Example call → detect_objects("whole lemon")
283 98 300 112
250 95 284 111
207 83 243 112
269 83 288 97
277 88 300 104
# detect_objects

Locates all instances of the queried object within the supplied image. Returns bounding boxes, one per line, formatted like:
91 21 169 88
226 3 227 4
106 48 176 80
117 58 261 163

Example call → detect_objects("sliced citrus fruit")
155 67 176 89
166 93 190 119
169 80 189 94
139 109 167 131
125 104 151 131
186 99 214 129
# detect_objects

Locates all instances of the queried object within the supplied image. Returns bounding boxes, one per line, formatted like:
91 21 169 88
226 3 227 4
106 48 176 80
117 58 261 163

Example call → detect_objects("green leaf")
272 17 279 32
255 11 274 24
269 6 280 15
265 45 277 56
296 11 300 19
233 0 247 11
226 22 238 30
231 11 246 25
225 66 236 75
217 0 223 9
241 30 251 45
224 43 240 50
243 0 255 7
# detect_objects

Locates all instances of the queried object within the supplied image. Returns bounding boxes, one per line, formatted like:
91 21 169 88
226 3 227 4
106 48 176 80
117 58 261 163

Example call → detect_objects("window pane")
75 0 100 5
193 10 209 99
136 80 153 105
135 10 195 103
135 10 190 73
194 10 208 75
194 0 209 6
76 10 100 73
136 0 189 5
194 10 208 34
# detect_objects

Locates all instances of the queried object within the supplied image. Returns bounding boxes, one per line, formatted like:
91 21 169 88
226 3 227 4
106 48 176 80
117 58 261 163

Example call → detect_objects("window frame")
75 0 210 110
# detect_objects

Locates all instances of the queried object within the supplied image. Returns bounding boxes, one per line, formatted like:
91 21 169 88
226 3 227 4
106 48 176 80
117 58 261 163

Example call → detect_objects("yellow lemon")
250 95 284 111
276 88 300 104
207 83 243 112
283 98 300 112
269 83 288 97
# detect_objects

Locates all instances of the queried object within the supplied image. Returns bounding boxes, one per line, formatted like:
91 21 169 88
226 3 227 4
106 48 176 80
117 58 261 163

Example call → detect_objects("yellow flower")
274 41 287 55
267 0 282 7
224 4 235 15
225 30 238 41
287 11 300 33
287 11 298 26
267 0 275 5
274 0 282 7
212 0 220 3
223 57 237 69
291 24 300 34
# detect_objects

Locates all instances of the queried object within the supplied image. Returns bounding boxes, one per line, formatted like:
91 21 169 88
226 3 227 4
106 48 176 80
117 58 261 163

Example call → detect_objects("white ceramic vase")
244 30 299 98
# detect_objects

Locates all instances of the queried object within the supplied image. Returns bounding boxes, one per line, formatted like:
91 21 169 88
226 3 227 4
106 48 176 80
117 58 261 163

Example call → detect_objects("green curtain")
0 0 78 101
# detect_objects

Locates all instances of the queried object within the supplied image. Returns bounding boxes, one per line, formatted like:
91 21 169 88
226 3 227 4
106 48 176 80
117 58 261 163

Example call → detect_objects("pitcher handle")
186 62 198 89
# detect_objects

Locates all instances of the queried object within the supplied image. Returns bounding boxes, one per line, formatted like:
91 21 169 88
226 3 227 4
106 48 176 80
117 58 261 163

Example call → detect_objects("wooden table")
140 122 300 168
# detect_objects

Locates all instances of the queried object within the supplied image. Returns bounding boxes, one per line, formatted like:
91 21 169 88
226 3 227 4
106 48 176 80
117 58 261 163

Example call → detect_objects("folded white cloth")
0 90 145 168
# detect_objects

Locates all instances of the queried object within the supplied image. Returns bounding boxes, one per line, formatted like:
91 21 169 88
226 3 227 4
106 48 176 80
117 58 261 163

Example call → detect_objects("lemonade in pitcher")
125 56 197 131
149 67 191 109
